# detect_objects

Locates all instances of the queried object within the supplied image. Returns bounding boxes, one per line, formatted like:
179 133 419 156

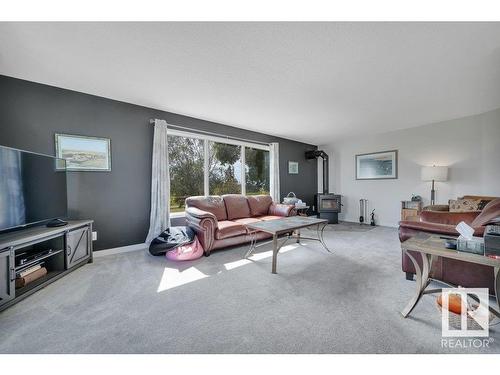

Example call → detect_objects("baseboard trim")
339 220 397 228
94 243 147 258
340 218 398 228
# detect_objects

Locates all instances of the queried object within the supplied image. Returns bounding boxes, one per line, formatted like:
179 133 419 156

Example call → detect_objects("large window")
167 130 270 214
245 147 270 195
209 141 242 195
167 135 204 213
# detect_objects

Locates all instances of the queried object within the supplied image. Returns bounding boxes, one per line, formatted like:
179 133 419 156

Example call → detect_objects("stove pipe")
305 150 329 194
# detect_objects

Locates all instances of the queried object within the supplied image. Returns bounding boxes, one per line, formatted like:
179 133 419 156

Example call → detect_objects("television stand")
0 220 93 312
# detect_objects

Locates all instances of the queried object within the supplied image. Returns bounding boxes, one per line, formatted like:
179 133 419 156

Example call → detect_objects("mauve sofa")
399 198 500 293
185 194 294 255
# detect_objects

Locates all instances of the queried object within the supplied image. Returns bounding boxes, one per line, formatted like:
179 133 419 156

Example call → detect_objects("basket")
436 295 496 330
283 192 300 205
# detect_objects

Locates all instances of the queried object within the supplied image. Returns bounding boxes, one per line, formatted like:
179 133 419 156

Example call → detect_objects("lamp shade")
421 166 448 181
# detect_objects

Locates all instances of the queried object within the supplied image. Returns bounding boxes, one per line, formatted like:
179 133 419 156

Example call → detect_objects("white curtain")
269 142 280 203
145 119 171 244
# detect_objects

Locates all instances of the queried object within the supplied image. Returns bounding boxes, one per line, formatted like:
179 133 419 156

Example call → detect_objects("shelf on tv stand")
15 249 64 272
15 270 65 297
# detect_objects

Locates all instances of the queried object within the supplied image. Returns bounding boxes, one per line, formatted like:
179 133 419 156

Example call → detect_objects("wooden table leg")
401 250 431 318
272 234 278 274
296 229 301 244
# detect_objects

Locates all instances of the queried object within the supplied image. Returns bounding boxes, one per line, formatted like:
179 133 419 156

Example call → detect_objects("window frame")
167 129 270 216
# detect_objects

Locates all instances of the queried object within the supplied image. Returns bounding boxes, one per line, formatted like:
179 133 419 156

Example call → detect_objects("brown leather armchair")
399 198 500 293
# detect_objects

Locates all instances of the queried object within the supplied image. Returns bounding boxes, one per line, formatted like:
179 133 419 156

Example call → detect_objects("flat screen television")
0 145 67 233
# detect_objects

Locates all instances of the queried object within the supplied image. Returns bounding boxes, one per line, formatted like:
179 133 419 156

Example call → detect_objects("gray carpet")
0 223 498 353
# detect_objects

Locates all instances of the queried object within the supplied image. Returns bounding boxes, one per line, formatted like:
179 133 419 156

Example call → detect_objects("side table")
401 233 500 319
293 206 310 217
401 200 422 222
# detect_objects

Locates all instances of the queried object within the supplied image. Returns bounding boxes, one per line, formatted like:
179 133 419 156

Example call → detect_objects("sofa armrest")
268 203 294 217
186 206 217 221
400 220 458 237
420 210 480 225
399 221 457 243
185 208 217 254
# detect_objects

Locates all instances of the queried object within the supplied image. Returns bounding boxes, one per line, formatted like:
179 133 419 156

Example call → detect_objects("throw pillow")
448 198 482 212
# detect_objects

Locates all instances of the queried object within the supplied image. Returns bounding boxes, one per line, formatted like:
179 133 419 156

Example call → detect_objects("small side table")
401 201 422 222
401 234 500 319
293 206 310 217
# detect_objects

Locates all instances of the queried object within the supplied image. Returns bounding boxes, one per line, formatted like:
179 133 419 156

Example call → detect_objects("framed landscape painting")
355 150 397 180
55 133 111 171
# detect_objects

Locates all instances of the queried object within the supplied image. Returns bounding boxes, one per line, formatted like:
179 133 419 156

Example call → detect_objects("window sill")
170 211 186 218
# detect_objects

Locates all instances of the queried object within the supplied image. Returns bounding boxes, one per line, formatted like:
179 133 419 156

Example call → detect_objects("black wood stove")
305 150 342 224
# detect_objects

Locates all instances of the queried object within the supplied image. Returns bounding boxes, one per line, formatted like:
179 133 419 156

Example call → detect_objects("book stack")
15 264 48 289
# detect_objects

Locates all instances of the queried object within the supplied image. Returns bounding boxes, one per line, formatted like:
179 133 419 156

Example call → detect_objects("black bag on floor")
149 226 196 256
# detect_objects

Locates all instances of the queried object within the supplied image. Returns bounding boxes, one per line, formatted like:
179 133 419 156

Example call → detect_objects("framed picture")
355 150 397 180
55 133 111 171
288 161 299 174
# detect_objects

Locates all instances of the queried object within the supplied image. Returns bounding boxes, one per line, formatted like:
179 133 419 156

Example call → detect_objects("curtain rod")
149 119 271 146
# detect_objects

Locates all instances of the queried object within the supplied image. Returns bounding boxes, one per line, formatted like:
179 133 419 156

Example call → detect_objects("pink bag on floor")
166 236 204 261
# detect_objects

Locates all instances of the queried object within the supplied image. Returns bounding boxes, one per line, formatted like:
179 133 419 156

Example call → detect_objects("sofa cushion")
247 195 273 217
185 195 227 221
254 215 282 221
215 220 247 240
471 198 500 227
222 194 251 220
233 217 262 225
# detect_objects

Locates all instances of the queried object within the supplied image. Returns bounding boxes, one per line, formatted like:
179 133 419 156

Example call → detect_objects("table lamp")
421 165 448 205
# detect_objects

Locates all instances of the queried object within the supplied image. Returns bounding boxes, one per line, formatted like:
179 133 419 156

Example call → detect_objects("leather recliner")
185 194 294 256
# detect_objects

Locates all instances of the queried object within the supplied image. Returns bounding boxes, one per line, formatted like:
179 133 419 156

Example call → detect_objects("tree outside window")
168 135 204 213
209 142 241 195
245 147 270 195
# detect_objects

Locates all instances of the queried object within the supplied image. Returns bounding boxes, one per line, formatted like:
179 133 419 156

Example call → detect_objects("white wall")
319 108 500 227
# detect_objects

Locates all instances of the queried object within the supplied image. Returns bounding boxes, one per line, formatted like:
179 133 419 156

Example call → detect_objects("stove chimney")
305 150 329 194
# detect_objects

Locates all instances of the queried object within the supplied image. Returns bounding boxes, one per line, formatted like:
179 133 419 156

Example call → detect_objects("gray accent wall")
0 75 317 250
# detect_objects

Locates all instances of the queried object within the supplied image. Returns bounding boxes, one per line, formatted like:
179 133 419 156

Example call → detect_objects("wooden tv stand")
0 220 93 312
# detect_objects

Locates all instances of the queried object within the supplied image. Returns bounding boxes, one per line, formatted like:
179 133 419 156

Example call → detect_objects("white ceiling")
1 22 500 145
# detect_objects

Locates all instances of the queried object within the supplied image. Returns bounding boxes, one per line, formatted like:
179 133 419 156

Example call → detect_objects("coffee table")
243 216 330 274
401 233 500 318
